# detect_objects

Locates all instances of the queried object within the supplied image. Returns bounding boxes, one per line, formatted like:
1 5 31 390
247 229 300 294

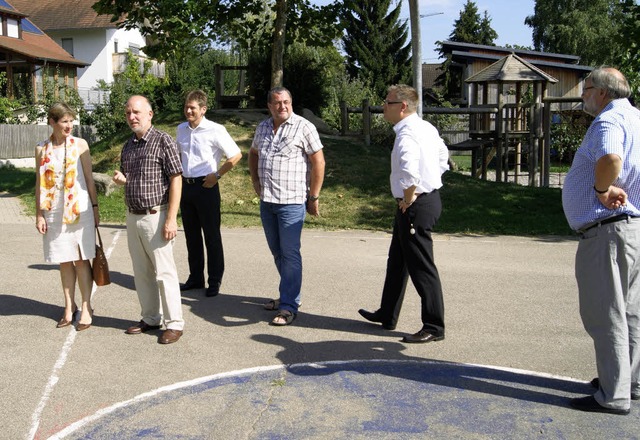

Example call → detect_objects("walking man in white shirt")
359 84 449 343
177 90 242 297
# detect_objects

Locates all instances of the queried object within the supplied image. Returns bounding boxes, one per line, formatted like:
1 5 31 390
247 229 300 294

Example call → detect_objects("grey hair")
587 67 631 99
387 84 418 113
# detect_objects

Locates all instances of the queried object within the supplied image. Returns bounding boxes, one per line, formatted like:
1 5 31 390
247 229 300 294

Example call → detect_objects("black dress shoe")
358 309 396 330
590 377 640 400
180 279 204 291
570 395 629 415
205 282 220 297
402 329 444 344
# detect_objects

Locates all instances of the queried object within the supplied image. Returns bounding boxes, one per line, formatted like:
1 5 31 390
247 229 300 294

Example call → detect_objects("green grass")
1 110 573 236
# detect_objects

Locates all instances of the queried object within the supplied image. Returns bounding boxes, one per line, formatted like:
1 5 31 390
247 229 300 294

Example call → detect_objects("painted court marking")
46 359 587 439
28 230 122 440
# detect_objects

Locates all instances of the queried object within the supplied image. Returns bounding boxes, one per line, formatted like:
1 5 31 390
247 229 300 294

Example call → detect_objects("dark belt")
395 192 426 203
578 214 638 234
129 206 161 215
183 176 206 184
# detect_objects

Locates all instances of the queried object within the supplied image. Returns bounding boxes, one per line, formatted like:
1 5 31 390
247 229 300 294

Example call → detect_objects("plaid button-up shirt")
251 113 323 204
120 126 183 210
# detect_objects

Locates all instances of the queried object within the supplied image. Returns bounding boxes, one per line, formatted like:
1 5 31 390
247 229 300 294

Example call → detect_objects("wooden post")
340 101 348 136
362 99 371 146
214 64 223 109
541 83 550 187
495 83 504 182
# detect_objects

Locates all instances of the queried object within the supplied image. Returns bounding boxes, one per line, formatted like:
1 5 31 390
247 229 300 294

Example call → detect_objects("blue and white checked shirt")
251 113 323 204
562 99 640 230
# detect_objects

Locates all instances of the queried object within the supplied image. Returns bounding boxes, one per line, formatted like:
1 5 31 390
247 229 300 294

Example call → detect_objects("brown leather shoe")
159 329 183 344
402 329 445 344
126 320 161 335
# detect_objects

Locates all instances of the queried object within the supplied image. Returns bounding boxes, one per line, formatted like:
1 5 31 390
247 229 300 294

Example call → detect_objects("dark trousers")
180 181 223 286
379 191 445 336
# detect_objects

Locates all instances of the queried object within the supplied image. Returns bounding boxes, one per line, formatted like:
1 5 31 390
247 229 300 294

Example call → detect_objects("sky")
311 0 537 62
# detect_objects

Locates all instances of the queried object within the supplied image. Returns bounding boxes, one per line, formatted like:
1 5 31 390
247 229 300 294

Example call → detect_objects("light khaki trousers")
126 209 184 331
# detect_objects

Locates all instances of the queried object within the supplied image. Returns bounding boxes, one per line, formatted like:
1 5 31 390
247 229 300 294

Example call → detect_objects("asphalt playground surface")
1 192 639 439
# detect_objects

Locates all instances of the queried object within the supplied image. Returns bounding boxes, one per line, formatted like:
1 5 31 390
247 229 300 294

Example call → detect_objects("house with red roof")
8 0 164 108
0 0 87 103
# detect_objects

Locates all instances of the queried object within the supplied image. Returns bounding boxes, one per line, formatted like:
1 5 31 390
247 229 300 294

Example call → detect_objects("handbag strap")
96 227 104 248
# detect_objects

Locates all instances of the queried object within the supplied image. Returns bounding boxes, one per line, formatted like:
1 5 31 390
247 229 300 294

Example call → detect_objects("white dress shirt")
176 116 241 178
390 113 448 198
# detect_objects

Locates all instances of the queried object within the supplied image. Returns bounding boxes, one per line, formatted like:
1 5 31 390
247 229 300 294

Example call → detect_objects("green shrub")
551 111 589 163
89 52 166 139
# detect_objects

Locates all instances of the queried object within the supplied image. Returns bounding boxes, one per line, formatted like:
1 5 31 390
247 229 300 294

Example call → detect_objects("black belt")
578 214 638 234
183 176 206 184
396 193 426 203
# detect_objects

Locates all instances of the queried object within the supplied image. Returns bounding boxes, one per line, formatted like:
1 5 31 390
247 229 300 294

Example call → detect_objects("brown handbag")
93 228 110 286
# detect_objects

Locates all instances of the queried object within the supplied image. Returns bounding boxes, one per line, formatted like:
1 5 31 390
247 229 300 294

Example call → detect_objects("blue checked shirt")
120 126 183 210
562 99 640 230
251 113 323 204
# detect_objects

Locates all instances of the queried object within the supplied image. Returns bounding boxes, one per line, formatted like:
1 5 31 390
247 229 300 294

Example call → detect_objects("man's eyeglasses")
383 99 403 105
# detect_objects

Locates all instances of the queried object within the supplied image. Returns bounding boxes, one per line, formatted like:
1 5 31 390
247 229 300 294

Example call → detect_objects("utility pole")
408 0 422 116
408 3 444 117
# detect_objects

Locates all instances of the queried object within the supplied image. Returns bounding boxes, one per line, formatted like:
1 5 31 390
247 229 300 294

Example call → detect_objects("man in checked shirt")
563 68 640 415
113 95 185 345
248 87 325 326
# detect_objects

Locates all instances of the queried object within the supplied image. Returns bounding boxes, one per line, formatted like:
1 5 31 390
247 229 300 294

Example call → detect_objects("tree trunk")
271 0 288 88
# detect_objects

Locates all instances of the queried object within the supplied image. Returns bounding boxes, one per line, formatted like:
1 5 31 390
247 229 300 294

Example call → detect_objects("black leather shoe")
570 395 629 415
402 329 444 344
358 309 396 330
590 377 640 400
180 279 204 291
206 282 220 297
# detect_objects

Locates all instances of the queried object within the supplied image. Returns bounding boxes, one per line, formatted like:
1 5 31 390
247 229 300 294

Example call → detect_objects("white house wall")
47 27 147 106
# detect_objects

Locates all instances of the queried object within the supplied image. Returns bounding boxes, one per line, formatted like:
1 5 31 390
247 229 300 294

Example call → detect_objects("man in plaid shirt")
248 87 325 326
113 95 185 345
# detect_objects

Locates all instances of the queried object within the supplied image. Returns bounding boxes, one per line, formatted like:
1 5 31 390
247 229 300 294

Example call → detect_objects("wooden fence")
0 125 97 159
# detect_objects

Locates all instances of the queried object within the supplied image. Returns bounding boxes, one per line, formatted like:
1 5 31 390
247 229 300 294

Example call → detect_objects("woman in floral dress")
35 103 99 331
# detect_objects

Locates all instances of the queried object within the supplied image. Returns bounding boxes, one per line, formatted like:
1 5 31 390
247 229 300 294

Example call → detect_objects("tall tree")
92 0 341 87
436 1 498 101
616 0 640 101
342 0 412 98
524 0 624 66
448 0 498 45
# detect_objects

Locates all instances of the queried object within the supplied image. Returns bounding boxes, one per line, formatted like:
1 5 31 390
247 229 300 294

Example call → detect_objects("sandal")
263 299 279 310
263 299 301 311
270 310 296 326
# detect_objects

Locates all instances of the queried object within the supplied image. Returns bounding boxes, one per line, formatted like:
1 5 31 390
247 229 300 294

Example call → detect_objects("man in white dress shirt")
359 84 449 343
176 90 242 297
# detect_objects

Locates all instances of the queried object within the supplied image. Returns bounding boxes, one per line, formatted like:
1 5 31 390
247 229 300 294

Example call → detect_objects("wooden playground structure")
341 54 585 188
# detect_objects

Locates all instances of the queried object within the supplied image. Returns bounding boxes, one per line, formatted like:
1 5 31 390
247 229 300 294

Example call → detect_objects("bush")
160 47 246 112
551 111 589 163
89 52 166 139
247 42 344 114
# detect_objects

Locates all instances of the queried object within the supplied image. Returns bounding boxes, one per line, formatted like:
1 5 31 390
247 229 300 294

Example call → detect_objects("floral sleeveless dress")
39 138 95 263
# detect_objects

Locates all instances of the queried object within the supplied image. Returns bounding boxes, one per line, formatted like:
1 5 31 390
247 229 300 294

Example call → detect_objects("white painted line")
28 230 122 440
46 359 588 439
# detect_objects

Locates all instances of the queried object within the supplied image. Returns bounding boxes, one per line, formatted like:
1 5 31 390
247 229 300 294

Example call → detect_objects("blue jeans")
260 201 306 314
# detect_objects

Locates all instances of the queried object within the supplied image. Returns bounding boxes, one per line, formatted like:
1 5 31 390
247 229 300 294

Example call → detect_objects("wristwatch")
215 171 222 180
308 195 319 202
